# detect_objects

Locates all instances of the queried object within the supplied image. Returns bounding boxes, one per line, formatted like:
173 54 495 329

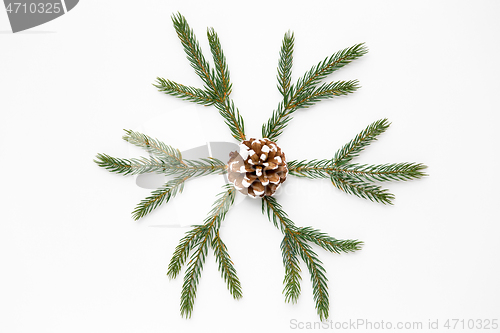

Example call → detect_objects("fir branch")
262 100 291 141
330 172 394 205
287 159 333 179
129 158 226 221
214 99 246 142
281 231 301 303
167 225 204 280
334 118 390 166
336 162 428 182
295 227 363 254
94 153 173 176
131 175 189 220
294 43 367 98
183 158 228 177
207 27 232 100
211 230 242 299
180 225 211 318
171 12 219 100
153 78 216 105
262 197 329 320
263 43 367 141
291 80 359 110
122 130 184 165
288 159 427 183
180 184 236 318
261 195 294 232
277 31 294 99
295 235 329 321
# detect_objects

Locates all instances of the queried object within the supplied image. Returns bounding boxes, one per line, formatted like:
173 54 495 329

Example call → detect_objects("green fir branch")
262 197 330 320
180 184 236 318
94 153 173 176
167 225 204 280
287 159 333 179
294 43 367 99
281 231 302 303
295 234 329 321
214 99 246 142
122 130 184 165
153 78 216 105
262 100 292 141
335 162 428 182
330 172 394 205
131 175 189 220
182 158 228 177
334 118 390 166
263 43 367 141
277 31 294 99
207 27 232 99
211 230 242 299
130 158 226 220
288 160 427 183
161 14 246 142
295 227 363 254
171 12 219 99
291 80 359 110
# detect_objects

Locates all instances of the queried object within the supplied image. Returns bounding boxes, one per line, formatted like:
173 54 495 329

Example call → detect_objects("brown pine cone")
227 138 288 198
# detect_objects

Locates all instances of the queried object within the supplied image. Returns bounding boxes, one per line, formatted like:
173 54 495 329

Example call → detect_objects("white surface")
1 1 499 332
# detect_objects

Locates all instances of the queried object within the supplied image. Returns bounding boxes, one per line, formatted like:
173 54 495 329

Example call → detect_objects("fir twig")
167 225 204 280
211 230 242 299
262 196 330 320
334 118 390 166
291 80 359 110
335 162 428 182
281 231 302 303
131 175 189 220
153 78 216 105
330 172 394 205
180 184 237 318
288 160 427 183
158 14 246 142
171 12 219 99
207 27 232 99
213 99 246 142
263 42 367 141
94 153 173 176
295 227 363 254
277 31 294 100
122 130 184 165
294 43 367 98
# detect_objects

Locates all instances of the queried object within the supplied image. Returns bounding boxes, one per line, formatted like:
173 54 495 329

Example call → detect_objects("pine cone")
227 138 288 198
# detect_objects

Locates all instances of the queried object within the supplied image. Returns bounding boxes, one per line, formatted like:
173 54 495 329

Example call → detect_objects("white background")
1 1 499 332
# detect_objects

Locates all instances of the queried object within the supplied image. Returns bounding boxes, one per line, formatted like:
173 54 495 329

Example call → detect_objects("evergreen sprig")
132 175 189 220
287 119 428 204
95 131 227 220
207 27 232 99
156 13 246 142
171 12 217 98
154 78 215 106
262 41 367 141
289 160 427 183
262 196 362 320
93 153 174 176
277 31 294 99
334 118 390 166
330 172 394 205
122 129 184 165
176 184 239 318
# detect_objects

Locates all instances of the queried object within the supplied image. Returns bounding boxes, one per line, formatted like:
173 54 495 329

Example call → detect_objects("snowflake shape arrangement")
95 13 427 320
